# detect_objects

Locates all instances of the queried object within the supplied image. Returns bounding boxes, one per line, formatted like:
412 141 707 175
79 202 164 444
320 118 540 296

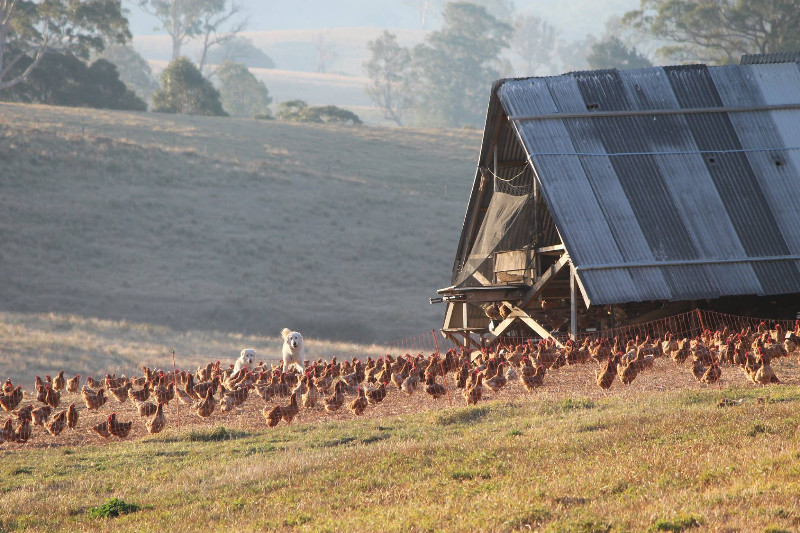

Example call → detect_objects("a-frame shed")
437 54 800 347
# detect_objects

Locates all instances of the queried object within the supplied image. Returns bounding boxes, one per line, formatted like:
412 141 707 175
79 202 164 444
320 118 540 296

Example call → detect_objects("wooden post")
570 264 577 341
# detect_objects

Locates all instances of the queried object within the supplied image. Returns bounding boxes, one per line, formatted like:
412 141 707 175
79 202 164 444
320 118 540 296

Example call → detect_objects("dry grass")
2 351 800 531
0 310 384 383
0 102 480 344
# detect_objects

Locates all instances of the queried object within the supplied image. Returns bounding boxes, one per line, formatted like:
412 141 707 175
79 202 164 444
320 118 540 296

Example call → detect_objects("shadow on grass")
435 405 492 426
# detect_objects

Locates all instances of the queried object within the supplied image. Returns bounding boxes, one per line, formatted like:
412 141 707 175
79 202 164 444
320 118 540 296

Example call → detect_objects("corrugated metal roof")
495 61 800 305
741 52 800 65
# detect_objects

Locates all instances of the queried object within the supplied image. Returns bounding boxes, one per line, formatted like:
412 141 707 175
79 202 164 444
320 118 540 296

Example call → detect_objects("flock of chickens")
2 320 798 445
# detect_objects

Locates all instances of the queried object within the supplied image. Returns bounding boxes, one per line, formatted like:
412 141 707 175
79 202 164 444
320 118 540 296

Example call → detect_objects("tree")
0 0 130 91
466 0 515 24
0 52 146 110
98 43 157 102
587 36 653 69
410 2 511 128
215 60 271 117
205 36 275 69
364 31 412 126
313 31 337 74
623 0 800 64
136 0 244 63
276 99 307 121
195 0 245 74
151 56 226 115
510 13 558 76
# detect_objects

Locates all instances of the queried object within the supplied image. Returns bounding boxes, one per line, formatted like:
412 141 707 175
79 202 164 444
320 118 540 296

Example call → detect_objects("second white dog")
233 348 256 376
281 328 305 373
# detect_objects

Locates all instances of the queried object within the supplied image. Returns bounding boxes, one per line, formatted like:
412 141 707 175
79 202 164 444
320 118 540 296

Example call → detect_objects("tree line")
1 1 799 128
365 0 800 128
0 0 357 123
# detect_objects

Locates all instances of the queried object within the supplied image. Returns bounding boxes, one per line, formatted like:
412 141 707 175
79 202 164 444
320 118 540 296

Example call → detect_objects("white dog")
233 348 256 376
281 328 305 373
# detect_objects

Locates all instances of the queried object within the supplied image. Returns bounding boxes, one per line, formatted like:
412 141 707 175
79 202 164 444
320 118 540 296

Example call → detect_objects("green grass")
2 387 800 531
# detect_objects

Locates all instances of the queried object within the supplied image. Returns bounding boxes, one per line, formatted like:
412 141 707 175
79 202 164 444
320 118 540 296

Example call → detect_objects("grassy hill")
2 385 800 531
0 103 480 344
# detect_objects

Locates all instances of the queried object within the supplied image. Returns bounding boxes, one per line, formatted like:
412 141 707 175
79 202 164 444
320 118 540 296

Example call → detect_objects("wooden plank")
442 302 455 330
471 269 492 286
573 271 591 309
536 244 565 254
461 332 482 350
489 315 516 337
519 253 570 307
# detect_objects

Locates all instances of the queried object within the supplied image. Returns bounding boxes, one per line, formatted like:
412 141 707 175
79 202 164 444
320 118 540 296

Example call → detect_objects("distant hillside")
0 103 480 343
136 28 426 125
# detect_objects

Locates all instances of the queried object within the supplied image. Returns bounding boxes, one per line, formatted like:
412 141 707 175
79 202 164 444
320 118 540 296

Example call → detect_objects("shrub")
216 60 272 118
0 52 146 111
276 99 361 125
152 57 226 116
186 426 246 442
87 498 139 519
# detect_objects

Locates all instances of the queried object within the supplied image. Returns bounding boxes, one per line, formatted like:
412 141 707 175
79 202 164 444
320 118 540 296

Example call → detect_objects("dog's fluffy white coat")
233 348 255 375
281 328 305 373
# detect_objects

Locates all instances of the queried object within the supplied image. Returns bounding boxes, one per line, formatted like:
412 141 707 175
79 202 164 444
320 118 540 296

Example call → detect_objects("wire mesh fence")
489 309 798 351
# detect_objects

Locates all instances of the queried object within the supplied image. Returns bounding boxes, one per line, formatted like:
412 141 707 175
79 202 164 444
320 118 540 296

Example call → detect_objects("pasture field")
2 381 800 532
0 310 383 384
2 309 800 532
0 102 480 343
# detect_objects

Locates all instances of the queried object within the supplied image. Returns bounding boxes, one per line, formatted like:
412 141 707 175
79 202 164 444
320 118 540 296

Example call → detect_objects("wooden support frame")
490 303 564 348
461 332 482 350
519 253 570 308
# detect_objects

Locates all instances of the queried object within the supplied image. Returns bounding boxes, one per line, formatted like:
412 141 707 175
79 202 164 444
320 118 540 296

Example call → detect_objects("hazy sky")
126 0 641 41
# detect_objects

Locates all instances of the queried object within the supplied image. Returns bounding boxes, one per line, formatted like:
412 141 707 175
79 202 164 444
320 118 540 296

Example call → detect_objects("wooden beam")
443 302 455 330
573 271 591 309
471 269 492 286
536 244 565 254
443 331 460 348
461 332 482 350
518 316 564 348
488 315 516 337
519 253 570 307
570 264 577 341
